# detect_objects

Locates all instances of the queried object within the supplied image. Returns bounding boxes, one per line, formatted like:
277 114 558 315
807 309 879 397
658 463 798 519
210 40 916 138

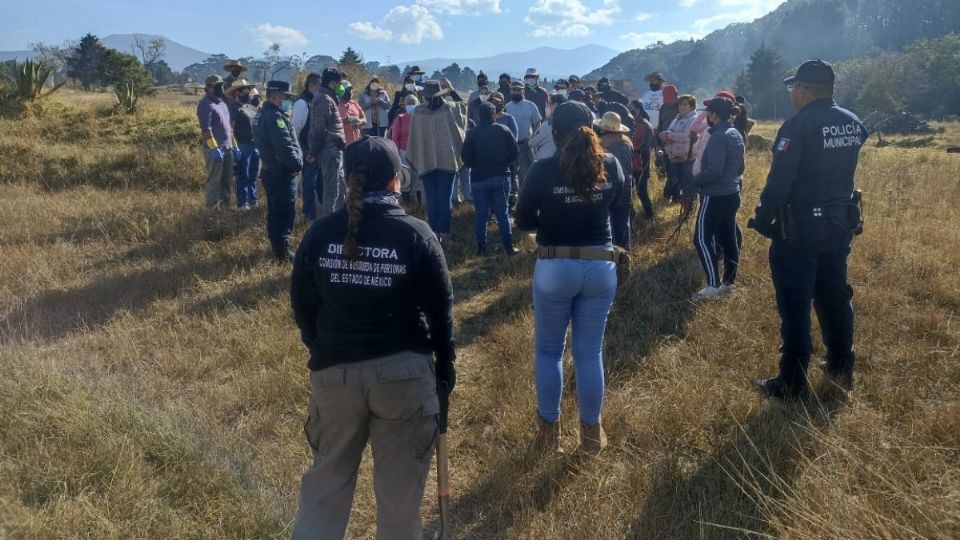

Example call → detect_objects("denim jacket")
693 121 744 196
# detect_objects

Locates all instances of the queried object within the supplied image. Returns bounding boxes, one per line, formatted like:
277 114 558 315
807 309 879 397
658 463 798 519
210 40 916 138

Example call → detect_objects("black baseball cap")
552 101 595 142
705 96 736 115
343 137 411 190
784 59 835 86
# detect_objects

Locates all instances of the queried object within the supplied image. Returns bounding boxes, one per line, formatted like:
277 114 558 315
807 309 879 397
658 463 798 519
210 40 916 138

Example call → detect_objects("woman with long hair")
291 136 456 540
515 101 630 456
406 79 468 247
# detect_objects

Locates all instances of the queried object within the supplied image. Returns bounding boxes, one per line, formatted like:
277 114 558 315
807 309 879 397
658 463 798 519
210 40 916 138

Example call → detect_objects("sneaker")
692 286 723 301
752 377 808 400
504 246 519 257
719 283 737 295
477 244 487 256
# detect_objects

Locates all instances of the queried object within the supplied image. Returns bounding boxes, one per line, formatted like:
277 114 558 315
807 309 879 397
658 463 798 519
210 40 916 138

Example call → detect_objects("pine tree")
339 48 363 68
65 34 105 90
745 44 790 118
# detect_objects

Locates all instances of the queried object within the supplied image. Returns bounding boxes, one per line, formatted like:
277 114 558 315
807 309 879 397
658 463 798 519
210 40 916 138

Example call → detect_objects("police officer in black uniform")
748 60 867 399
254 80 303 262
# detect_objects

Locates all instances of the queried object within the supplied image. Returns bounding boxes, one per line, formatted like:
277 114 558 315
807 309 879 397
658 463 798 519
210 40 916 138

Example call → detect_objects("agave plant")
114 82 140 113
12 59 64 100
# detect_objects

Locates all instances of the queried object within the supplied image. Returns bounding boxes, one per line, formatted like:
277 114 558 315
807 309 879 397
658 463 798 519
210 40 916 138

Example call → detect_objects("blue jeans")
236 144 260 208
301 159 321 220
533 256 617 426
262 166 298 260
457 166 472 202
421 170 456 234
472 176 512 249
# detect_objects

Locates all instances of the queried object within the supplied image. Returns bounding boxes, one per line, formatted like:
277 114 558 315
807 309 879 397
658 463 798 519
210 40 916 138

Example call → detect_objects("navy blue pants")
769 240 855 388
300 159 321 220
262 167 298 260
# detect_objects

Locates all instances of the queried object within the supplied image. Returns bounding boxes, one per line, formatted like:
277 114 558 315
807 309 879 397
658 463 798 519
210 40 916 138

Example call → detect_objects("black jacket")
515 154 630 247
254 102 303 173
756 98 866 226
291 203 456 371
599 88 629 106
461 121 519 182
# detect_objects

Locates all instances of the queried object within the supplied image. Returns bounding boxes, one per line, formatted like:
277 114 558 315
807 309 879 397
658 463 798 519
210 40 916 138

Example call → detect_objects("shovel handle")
436 432 451 540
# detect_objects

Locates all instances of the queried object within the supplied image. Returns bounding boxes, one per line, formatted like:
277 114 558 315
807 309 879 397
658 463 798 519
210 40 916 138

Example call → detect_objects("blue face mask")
281 100 292 113
405 104 416 115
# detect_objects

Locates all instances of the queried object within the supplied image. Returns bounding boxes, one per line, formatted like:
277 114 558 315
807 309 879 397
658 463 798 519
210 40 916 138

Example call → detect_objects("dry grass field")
1 90 958 539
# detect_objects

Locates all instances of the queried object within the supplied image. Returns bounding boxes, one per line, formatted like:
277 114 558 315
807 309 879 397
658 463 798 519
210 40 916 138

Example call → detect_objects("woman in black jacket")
290 136 456 540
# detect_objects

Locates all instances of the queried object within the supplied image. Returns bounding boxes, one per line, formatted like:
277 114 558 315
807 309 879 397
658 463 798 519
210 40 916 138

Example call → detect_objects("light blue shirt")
505 99 542 142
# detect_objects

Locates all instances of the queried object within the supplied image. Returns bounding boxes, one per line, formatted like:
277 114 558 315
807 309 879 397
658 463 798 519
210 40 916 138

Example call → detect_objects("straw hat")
223 60 248 72
225 78 256 97
594 111 630 133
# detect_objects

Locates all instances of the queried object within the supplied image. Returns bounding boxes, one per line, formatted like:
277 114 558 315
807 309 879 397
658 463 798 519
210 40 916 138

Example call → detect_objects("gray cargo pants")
203 145 233 209
292 351 440 540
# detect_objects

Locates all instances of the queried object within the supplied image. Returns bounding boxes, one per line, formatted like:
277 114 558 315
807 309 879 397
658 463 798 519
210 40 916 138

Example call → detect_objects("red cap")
704 90 736 105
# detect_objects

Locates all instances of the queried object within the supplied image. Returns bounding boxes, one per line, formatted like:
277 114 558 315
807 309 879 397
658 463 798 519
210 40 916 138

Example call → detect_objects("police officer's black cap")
344 137 411 190
705 96 736 115
598 76 610 85
266 80 295 97
784 59 835 86
552 101 595 142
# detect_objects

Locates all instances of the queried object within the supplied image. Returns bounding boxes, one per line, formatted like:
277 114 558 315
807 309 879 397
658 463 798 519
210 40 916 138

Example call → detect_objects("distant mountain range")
1 39 617 81
400 44 621 80
0 34 210 72
99 34 210 71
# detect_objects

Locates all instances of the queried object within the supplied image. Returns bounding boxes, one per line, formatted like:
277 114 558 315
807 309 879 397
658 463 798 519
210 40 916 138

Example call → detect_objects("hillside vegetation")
588 0 960 98
0 92 959 539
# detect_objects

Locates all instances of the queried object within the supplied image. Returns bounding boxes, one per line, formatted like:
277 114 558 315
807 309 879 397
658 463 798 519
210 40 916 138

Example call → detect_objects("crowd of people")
194 58 866 540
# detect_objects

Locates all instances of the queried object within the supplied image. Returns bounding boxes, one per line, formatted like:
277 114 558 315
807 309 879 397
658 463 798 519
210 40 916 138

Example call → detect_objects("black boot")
477 243 487 256
753 376 808 400
503 245 519 256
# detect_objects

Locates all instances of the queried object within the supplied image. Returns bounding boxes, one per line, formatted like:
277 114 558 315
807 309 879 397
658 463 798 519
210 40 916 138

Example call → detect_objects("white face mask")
556 89 567 98
405 83 416 92
370 83 380 91
479 94 489 103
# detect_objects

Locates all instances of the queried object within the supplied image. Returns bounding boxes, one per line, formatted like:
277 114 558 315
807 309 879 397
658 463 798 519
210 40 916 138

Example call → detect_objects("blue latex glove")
230 147 241 162
210 147 224 163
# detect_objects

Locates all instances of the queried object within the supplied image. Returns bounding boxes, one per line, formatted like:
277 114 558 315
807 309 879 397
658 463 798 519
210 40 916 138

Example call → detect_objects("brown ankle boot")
579 420 607 456
530 415 561 454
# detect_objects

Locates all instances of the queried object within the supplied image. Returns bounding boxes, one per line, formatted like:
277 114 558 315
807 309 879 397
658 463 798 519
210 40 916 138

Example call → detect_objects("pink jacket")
390 113 412 151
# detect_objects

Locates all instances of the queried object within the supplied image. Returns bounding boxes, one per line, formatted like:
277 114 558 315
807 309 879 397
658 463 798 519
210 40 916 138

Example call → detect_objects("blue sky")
2 0 786 61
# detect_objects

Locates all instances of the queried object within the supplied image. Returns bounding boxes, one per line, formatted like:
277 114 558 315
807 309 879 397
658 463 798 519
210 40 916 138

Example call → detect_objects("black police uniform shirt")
253 101 303 173
757 98 866 230
290 203 455 372
515 154 630 247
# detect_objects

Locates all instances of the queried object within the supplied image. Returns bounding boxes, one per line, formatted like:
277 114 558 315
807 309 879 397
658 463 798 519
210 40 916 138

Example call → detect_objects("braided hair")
343 164 368 260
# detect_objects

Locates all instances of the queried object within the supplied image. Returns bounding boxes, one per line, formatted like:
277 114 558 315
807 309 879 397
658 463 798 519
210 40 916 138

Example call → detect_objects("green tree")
745 44 790 119
907 33 960 116
99 48 155 94
65 33 105 90
339 47 364 68
147 60 177 86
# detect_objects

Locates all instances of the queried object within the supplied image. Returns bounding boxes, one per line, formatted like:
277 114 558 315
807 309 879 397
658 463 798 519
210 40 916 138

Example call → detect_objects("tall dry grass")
0 90 958 539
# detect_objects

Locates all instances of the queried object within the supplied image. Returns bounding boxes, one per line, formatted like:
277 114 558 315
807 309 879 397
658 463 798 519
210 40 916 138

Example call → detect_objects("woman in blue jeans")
406 79 468 248
515 101 630 455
